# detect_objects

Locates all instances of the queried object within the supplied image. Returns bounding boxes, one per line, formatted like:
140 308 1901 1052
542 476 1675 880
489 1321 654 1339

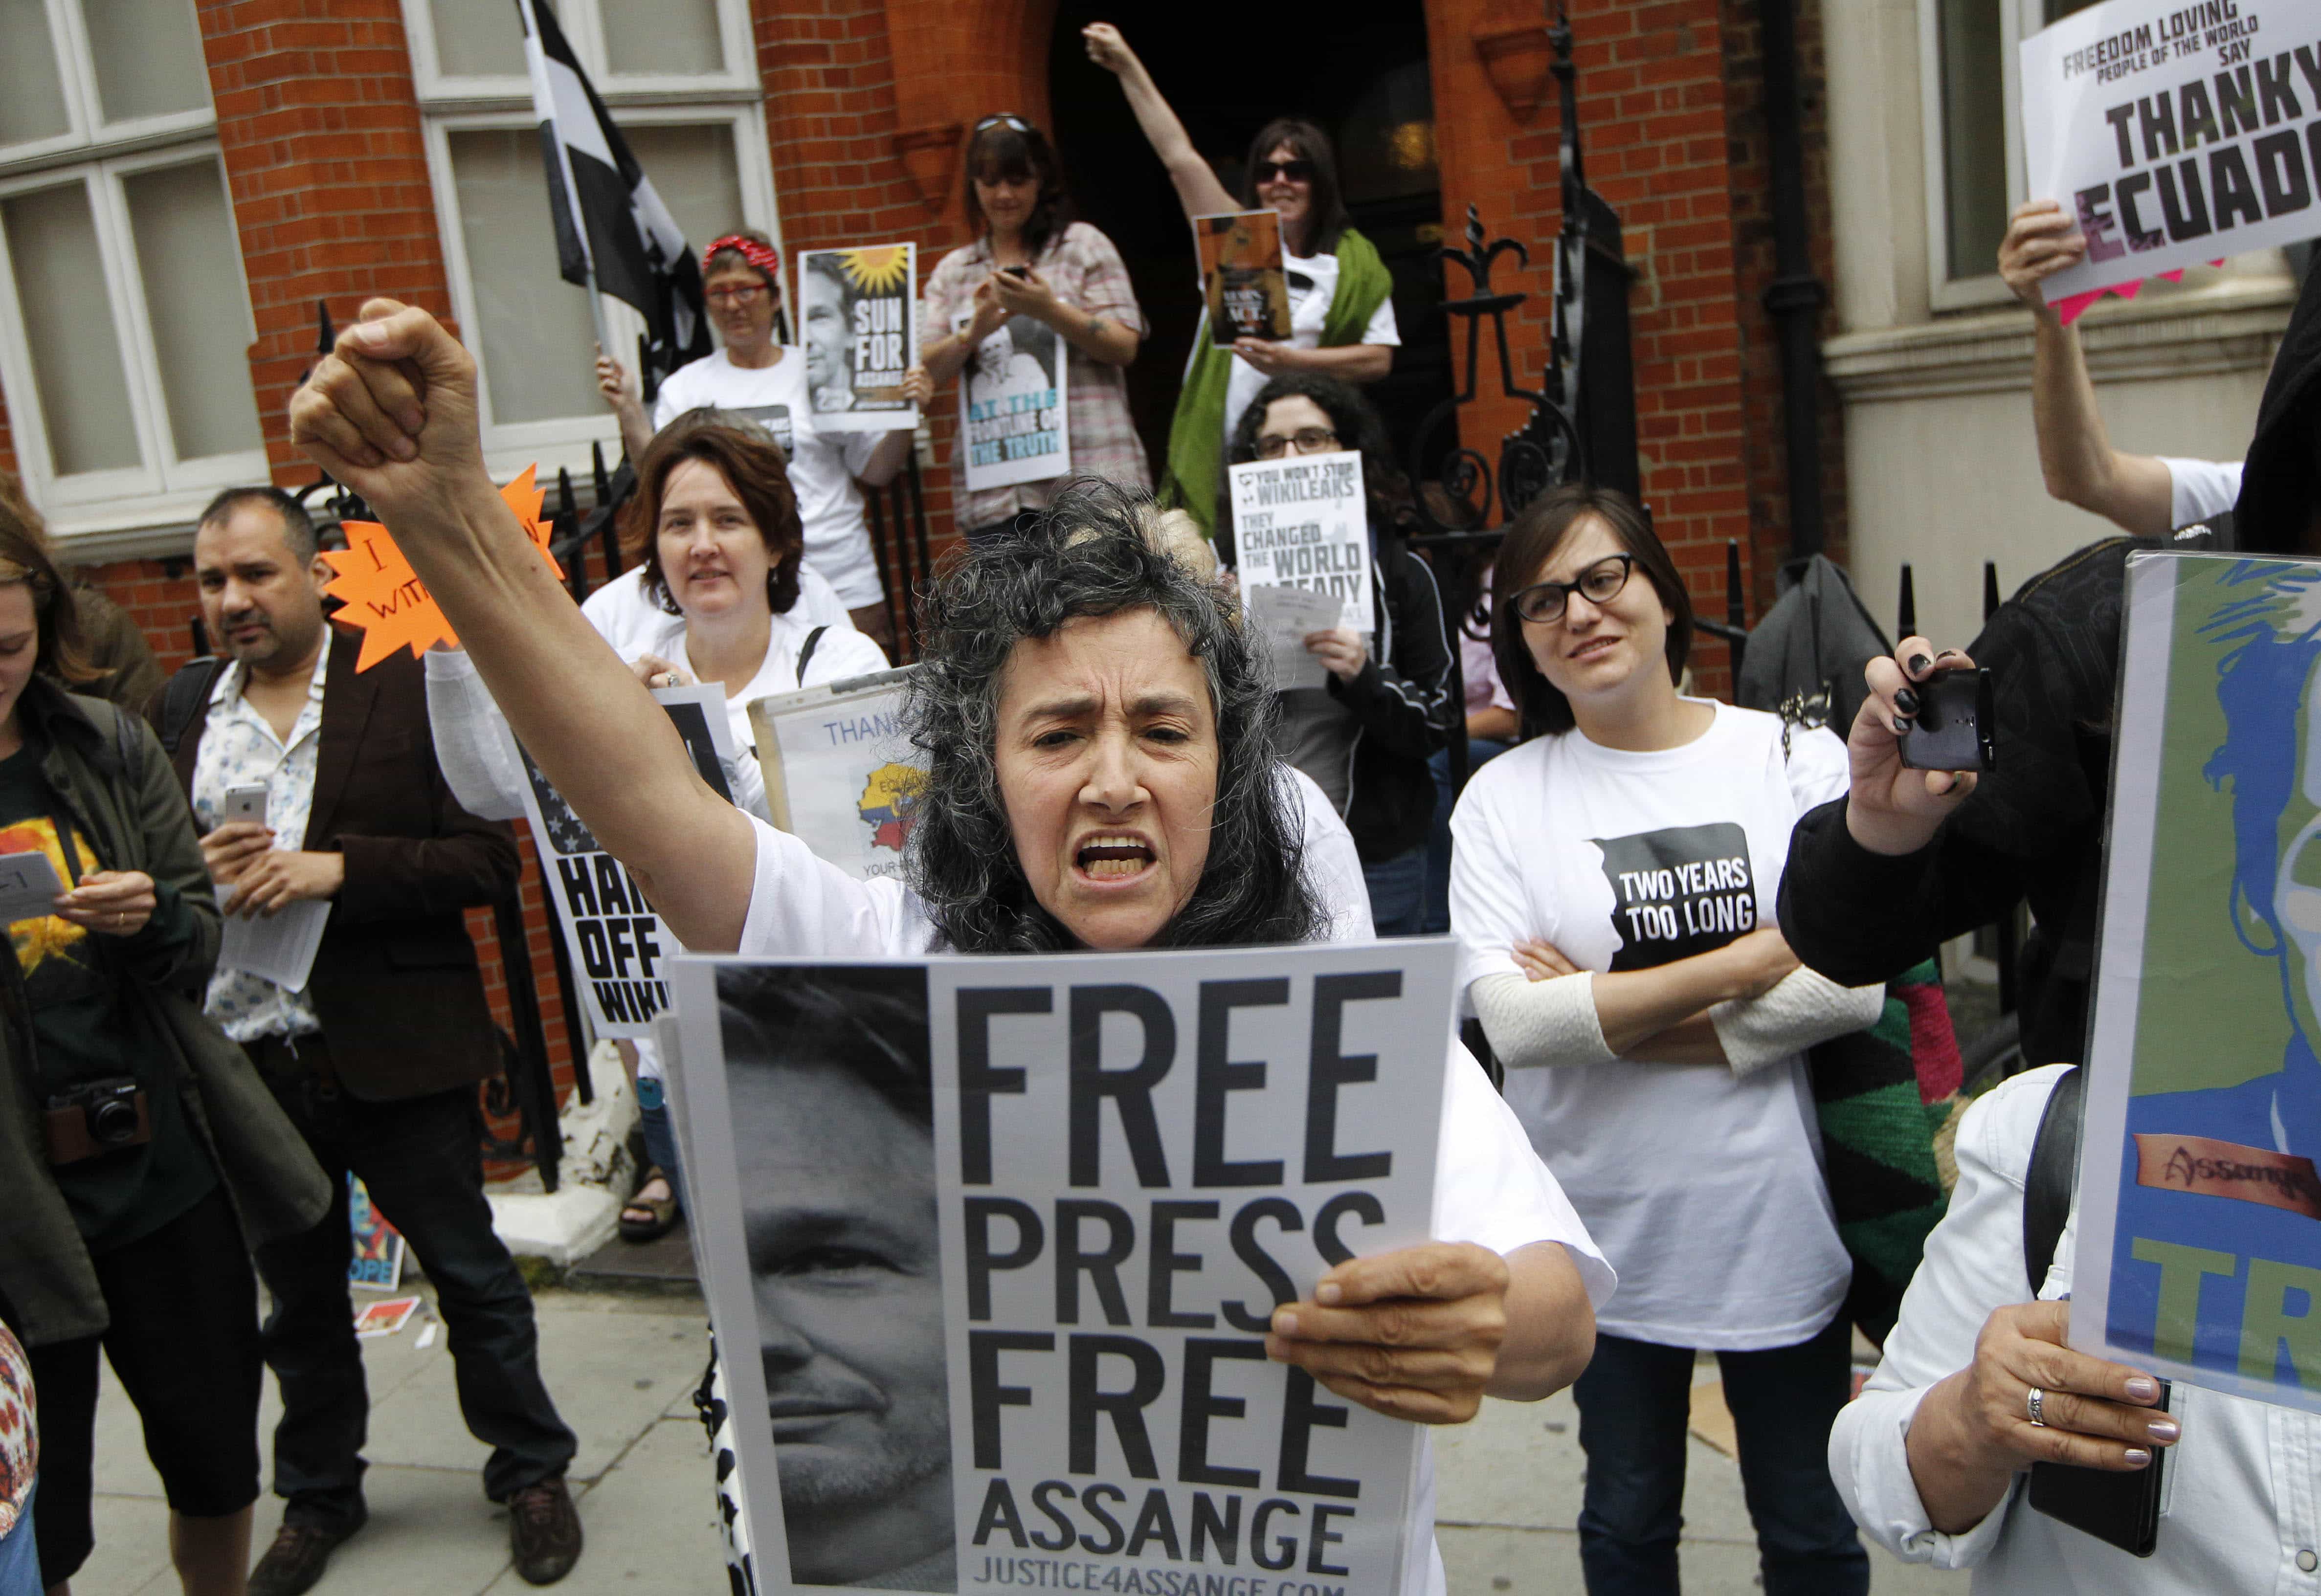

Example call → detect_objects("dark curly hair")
903 479 1321 952
620 414 803 618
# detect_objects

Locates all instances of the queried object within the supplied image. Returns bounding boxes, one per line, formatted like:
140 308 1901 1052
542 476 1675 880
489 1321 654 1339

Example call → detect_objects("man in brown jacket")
159 487 582 1593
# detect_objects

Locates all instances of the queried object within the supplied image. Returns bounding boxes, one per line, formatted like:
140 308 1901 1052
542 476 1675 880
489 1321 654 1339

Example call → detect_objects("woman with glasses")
899 116 1150 544
597 230 913 645
1229 374 1452 935
1082 22 1398 534
1449 483 1885 1596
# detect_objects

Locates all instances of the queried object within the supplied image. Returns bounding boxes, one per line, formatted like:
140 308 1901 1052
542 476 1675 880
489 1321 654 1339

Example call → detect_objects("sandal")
620 1167 680 1242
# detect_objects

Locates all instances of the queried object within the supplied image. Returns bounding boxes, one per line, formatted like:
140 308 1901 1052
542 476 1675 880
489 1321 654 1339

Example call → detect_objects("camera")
1897 666 1997 774
45 1078 152 1165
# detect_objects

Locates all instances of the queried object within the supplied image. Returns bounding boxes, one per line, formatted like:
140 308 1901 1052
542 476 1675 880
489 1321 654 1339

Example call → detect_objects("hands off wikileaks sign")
2023 0 2321 300
674 942 1452 1596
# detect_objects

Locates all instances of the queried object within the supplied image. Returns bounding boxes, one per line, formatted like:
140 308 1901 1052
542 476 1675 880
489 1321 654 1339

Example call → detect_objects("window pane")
124 159 261 460
0 181 140 476
447 127 598 426
623 122 743 257
83 0 210 124
431 0 527 77
1938 0 2008 283
600 0 723 76
0 0 71 146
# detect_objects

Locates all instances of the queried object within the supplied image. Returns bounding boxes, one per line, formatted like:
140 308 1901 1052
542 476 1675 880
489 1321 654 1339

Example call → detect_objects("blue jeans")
1424 738 1509 934
252 1036 577 1530
1361 843 1431 936
1572 1319 1868 1596
0 1487 36 1596
635 1078 684 1203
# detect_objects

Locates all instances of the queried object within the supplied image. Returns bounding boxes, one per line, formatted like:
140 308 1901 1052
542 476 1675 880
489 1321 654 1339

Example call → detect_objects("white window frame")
0 145 266 534
0 0 217 170
1919 0 2042 311
403 0 782 480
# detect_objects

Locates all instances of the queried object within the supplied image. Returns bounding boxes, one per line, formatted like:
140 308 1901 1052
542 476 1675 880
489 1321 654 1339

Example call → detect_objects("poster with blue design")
2076 550 2321 1412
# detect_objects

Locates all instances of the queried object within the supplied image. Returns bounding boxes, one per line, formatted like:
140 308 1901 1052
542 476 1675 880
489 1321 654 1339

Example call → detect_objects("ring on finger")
2026 1386 2049 1427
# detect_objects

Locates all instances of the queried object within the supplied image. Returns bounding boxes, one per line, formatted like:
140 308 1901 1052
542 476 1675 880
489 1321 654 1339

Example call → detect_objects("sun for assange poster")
2075 550 2321 1413
671 942 1452 1594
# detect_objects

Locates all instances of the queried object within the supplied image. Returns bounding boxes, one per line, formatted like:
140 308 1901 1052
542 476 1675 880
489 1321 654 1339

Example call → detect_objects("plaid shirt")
921 222 1151 529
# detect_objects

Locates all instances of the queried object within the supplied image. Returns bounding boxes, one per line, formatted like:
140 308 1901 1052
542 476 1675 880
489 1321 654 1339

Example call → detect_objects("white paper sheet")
218 898 331 992
1246 581 1341 691
0 851 65 926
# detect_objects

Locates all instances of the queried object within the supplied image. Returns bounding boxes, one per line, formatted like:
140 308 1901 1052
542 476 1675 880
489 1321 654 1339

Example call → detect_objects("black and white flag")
518 0 711 390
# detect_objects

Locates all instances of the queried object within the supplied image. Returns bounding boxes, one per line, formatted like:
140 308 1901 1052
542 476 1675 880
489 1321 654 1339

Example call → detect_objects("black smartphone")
1003 265 1032 280
2026 1378 2171 1557
1897 666 1996 773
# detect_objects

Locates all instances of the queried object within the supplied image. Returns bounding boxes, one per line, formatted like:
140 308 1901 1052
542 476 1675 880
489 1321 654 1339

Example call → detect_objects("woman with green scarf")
1084 22 1399 536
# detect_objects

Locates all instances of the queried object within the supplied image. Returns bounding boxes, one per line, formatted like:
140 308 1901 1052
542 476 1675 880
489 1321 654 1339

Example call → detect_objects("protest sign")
1230 451 1373 639
322 468 561 670
2020 0 2321 305
518 684 732 1036
748 665 921 883
957 311 1070 492
354 1296 421 1338
1196 212 1291 345
671 940 1455 1596
2073 550 2321 1414
799 244 919 432
348 1175 405 1291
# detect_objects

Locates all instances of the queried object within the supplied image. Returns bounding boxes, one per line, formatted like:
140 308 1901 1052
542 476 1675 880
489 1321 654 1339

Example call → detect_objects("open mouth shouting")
1075 833 1157 882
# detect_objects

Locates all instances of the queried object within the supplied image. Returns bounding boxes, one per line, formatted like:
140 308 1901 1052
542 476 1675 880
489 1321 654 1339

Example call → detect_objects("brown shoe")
249 1518 362 1596
508 1476 584 1584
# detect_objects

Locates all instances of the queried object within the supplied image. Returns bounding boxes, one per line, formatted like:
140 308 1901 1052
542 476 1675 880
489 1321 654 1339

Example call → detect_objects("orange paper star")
323 467 564 671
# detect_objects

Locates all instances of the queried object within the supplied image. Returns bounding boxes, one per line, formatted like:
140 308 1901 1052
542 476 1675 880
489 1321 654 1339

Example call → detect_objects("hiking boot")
248 1518 362 1596
508 1475 583 1584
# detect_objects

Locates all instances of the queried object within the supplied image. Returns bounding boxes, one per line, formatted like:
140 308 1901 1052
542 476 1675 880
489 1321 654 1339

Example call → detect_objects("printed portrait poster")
2073 551 2321 1414
516 684 734 1038
1230 451 1374 647
1195 211 1291 345
669 940 1456 1596
748 666 922 883
347 1175 404 1291
2019 0 2320 304
799 244 920 432
956 311 1070 493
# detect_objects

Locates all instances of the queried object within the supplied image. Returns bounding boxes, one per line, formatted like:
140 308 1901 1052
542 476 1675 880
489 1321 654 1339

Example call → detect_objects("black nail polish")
1894 687 1919 715
1893 716 1912 735
1907 653 1933 675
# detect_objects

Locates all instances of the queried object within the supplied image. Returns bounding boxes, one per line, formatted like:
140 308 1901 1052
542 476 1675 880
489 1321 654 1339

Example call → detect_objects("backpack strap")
107 698 143 793
795 625 829 683
2023 1064 2085 1297
158 657 224 756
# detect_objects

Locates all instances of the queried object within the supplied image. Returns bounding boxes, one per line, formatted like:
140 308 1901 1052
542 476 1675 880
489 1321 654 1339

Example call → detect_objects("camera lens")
89 1096 139 1146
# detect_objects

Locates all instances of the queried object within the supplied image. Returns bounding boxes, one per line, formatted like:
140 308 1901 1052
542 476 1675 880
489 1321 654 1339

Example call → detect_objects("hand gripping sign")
322 467 563 670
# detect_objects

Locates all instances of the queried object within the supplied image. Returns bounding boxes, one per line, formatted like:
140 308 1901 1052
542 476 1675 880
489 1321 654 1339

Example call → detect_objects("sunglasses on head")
975 114 1036 135
1254 158 1315 184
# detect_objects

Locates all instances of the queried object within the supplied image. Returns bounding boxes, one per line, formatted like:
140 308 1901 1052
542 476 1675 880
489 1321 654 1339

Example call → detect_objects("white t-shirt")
732 807 1611 1596
651 347 903 608
619 606 889 758
1449 700 1852 1350
2160 456 2243 528
1221 247 1401 446
581 563 853 651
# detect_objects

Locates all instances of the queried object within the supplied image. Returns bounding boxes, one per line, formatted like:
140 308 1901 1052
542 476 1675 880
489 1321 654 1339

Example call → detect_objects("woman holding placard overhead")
899 115 1149 545
595 229 913 645
1230 373 1452 935
1082 21 1398 534
1450 483 1886 1594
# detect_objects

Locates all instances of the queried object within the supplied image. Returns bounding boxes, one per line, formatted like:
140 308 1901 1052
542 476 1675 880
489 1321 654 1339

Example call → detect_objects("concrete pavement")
72 1281 1955 1594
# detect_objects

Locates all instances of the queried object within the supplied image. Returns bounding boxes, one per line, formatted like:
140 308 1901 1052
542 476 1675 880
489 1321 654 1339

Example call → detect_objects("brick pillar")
194 0 455 488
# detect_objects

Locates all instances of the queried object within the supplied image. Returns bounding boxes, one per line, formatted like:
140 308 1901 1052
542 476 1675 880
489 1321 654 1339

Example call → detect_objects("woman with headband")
597 229 914 646
900 114 1150 544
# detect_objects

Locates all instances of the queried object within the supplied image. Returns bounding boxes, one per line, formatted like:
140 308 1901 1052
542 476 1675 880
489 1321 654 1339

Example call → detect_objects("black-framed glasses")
975 113 1036 135
1509 554 1635 623
1253 426 1338 460
1253 158 1316 184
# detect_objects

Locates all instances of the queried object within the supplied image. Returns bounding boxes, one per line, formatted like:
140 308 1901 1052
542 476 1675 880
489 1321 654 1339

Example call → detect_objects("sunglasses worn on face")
1255 158 1315 184
1509 554 1636 624
1254 427 1338 459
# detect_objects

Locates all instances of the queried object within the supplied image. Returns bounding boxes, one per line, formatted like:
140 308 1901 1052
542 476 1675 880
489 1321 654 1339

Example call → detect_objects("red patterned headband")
704 234 781 286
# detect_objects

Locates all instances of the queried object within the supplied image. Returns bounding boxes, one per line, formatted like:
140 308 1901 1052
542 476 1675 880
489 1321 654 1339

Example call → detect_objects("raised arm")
290 300 757 952
1083 23 1236 222
2001 200 2176 537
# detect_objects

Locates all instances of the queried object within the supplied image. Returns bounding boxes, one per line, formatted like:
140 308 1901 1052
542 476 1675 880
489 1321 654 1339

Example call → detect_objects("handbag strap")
2023 1065 2085 1297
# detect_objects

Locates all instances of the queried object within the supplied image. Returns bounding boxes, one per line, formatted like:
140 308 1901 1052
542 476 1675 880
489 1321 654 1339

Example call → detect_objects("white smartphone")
223 783 269 826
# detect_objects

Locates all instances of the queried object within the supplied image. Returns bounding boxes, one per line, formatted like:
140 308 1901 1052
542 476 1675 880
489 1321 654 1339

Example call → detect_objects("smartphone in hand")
223 783 269 827
1897 667 1996 773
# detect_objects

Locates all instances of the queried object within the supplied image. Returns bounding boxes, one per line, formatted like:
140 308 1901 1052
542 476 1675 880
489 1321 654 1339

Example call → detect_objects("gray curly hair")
903 479 1321 952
